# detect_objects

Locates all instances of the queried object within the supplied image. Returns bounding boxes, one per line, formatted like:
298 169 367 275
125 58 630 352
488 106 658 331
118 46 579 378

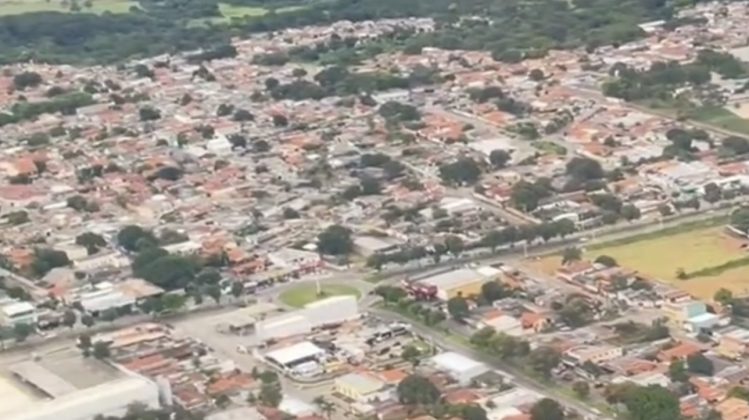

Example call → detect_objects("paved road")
372 308 608 419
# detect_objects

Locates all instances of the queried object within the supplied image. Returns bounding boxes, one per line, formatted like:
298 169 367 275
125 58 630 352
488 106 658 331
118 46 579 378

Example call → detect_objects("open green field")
189 2 310 25
0 0 137 15
530 219 749 300
692 106 749 136
278 283 360 308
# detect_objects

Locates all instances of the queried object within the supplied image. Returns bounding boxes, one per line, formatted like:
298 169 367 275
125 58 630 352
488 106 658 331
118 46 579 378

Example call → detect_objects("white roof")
265 341 325 366
419 268 482 290
430 351 488 374
5 375 158 420
1 301 35 317
8 361 77 397
304 294 356 309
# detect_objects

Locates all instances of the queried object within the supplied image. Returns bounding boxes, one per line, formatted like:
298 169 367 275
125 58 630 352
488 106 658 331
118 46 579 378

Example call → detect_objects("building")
0 301 37 326
663 300 708 324
563 344 624 366
67 282 136 314
4 375 160 420
718 327 749 360
430 352 489 385
255 314 311 341
353 235 399 257
416 268 487 301
333 372 386 402
0 350 160 420
255 295 358 341
264 341 326 373
303 295 358 327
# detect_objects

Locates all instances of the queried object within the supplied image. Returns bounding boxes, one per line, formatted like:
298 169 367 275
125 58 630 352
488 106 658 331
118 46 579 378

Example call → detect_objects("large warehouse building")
256 295 358 341
415 267 500 301
0 349 160 420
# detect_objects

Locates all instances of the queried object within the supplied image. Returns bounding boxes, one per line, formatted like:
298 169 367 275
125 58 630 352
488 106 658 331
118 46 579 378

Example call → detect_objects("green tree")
231 282 243 298
81 314 95 328
573 381 590 398
401 345 422 366
13 72 43 90
624 385 680 420
481 281 508 303
714 288 734 306
444 235 464 256
439 157 482 185
313 396 335 419
396 374 440 405
447 296 470 320
704 182 722 204
117 225 157 252
13 323 33 342
258 382 282 407
75 232 107 255
31 248 71 277
561 247 582 265
317 225 354 256
731 208 749 234
594 255 617 267
566 157 604 181
136 255 198 290
78 333 92 349
139 106 161 121
93 341 111 359
62 309 77 328
204 284 222 303
687 353 714 376
489 149 511 168
5 211 29 225
528 346 560 378
621 204 641 221
530 398 564 420
161 294 186 312
668 359 688 382
470 327 496 348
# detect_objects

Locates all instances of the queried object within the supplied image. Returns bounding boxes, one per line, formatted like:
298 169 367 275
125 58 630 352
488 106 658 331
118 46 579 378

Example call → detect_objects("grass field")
531 223 749 300
0 0 137 15
692 106 749 136
278 283 360 308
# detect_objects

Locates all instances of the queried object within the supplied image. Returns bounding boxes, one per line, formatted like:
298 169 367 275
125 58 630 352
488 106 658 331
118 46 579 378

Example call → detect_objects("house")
657 341 704 362
429 352 489 385
0 301 37 327
716 397 749 420
563 344 624 366
416 268 486 301
480 311 524 336
717 327 749 360
333 373 386 402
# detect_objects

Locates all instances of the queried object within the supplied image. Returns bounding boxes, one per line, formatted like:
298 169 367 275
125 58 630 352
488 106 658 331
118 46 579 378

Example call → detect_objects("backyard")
278 283 360 308
531 220 749 299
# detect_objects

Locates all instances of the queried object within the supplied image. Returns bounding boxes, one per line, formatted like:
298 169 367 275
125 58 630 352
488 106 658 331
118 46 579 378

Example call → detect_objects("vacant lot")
532 223 749 299
0 0 136 15
279 283 360 308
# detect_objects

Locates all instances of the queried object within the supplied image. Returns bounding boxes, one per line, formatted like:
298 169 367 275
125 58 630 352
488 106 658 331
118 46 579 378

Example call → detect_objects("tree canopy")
624 385 680 420
317 225 354 256
396 374 440 405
